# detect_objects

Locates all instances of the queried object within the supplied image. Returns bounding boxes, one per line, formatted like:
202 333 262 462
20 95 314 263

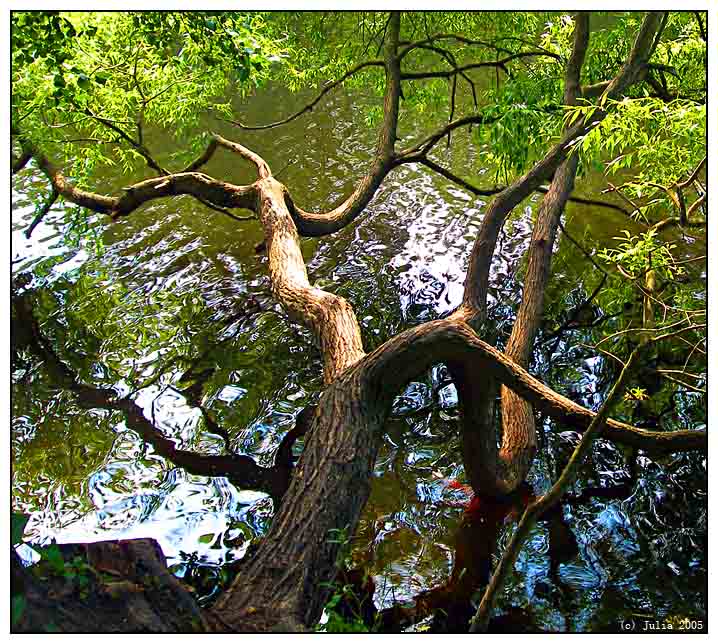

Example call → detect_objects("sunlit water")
11 76 706 630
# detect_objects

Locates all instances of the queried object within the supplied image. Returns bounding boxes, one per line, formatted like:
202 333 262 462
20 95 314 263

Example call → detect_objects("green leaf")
11 595 26 627
198 533 215 544
42 543 65 572
11 513 29 545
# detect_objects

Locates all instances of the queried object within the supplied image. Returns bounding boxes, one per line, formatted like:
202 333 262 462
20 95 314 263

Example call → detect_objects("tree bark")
13 11 698 634
497 13 588 496
453 11 664 497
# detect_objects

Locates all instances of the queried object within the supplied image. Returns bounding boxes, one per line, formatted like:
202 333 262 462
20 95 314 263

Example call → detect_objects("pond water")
11 69 707 631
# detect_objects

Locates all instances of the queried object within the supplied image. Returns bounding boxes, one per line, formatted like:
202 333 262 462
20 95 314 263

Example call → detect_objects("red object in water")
445 479 534 523
466 494 483 515
446 479 474 495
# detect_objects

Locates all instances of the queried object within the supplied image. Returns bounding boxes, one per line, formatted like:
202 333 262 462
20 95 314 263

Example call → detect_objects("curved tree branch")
281 14 402 237
409 156 629 216
17 134 258 217
495 11 590 494
214 308 703 630
470 347 640 632
12 12 690 635
395 113 502 161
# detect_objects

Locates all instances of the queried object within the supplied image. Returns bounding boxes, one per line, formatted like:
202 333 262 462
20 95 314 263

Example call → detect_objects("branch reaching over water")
16 133 258 217
461 11 665 321
409 156 629 215
495 11 590 495
281 19 402 237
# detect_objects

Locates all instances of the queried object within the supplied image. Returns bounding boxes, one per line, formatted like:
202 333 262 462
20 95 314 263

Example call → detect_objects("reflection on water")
11 75 706 631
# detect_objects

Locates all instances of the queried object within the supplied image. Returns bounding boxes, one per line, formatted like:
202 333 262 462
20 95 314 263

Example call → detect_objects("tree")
11 11 706 632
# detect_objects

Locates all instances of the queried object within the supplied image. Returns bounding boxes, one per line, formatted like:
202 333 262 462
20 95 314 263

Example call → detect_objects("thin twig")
223 60 385 131
661 374 706 394
25 188 60 238
470 348 640 632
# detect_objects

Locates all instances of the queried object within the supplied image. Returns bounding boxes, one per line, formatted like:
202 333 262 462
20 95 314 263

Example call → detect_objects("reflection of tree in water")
368 482 547 632
339 471 659 633
11 9 706 633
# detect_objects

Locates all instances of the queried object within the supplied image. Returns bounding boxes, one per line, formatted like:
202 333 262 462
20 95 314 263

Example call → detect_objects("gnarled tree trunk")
12 11 701 634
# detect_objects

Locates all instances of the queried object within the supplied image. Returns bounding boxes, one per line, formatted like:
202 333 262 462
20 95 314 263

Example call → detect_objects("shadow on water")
11 71 706 631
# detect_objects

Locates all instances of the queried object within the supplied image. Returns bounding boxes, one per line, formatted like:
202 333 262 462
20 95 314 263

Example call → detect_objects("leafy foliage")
319 592 371 633
12 12 287 181
598 229 682 281
570 97 705 215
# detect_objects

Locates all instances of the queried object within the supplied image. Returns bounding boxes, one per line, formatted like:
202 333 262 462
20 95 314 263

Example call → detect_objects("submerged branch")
13 292 291 503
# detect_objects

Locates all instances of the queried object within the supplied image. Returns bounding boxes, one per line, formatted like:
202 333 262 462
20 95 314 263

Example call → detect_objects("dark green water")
11 76 706 631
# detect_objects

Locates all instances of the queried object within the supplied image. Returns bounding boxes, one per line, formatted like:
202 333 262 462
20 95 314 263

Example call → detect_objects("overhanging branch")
401 51 561 80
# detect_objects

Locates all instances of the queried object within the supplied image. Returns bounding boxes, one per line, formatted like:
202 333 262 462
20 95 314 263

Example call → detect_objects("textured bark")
19 134 258 217
259 176 365 383
454 12 664 497
13 10 698 634
209 13 403 629
496 13 588 495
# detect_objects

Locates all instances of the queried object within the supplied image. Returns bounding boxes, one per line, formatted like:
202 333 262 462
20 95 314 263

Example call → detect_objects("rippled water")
11 74 706 631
